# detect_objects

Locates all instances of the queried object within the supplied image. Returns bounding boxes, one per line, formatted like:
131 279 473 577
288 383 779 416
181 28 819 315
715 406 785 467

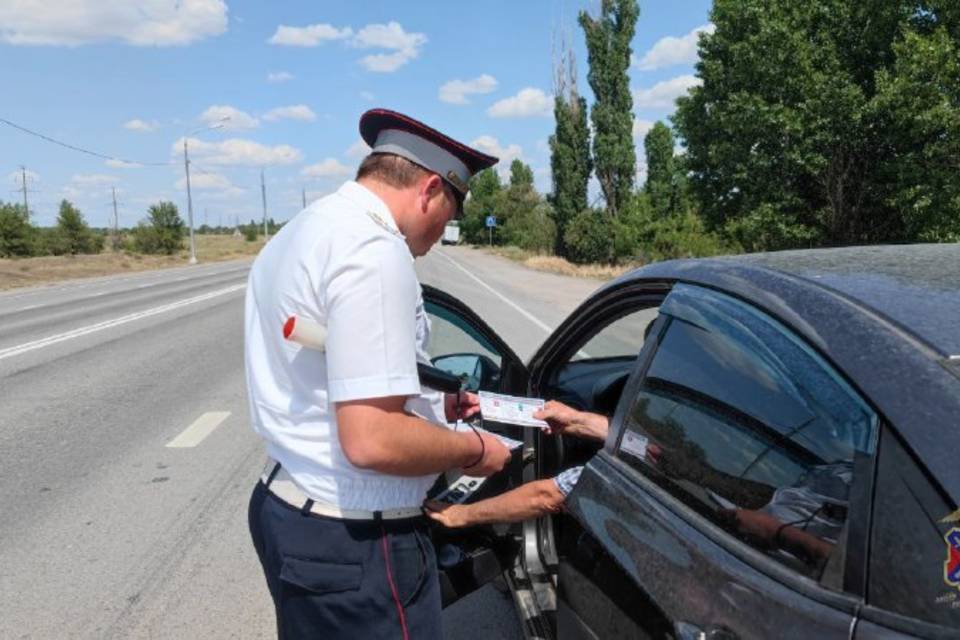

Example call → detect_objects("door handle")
675 622 739 640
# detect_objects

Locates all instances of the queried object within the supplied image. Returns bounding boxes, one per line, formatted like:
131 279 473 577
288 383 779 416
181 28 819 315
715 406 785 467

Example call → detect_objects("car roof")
717 243 960 357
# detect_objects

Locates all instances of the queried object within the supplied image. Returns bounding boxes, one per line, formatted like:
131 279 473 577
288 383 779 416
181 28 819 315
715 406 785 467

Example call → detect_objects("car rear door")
556 283 877 639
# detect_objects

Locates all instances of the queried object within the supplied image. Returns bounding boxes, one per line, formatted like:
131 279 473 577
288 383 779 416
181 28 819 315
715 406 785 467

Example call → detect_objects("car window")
868 428 960 629
571 307 659 360
616 284 878 584
424 300 503 391
545 304 660 416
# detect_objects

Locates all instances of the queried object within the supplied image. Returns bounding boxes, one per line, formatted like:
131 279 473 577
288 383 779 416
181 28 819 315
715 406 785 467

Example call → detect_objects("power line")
0 116 173 167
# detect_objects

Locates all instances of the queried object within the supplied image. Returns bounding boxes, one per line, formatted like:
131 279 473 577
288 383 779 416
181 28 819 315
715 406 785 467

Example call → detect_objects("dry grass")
484 246 639 280
0 234 265 291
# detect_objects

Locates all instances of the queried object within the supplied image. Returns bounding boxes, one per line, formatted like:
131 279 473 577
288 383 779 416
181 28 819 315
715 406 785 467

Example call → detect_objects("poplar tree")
549 38 592 258
579 0 638 217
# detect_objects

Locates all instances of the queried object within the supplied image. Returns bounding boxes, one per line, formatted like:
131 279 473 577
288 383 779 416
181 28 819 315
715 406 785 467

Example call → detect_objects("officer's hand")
445 391 480 422
423 500 472 528
462 431 511 477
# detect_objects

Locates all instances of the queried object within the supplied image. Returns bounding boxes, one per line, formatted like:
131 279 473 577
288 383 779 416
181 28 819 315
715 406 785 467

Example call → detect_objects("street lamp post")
182 118 228 264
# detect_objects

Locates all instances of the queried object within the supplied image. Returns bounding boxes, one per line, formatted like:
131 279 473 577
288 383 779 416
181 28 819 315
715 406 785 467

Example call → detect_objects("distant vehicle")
425 244 960 639
442 221 460 245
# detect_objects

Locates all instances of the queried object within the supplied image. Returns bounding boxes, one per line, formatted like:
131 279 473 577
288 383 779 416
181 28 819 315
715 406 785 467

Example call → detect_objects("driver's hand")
445 391 480 422
423 500 472 528
534 400 609 442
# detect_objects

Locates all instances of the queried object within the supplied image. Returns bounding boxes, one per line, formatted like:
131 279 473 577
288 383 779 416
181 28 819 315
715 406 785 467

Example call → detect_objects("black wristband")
463 426 485 469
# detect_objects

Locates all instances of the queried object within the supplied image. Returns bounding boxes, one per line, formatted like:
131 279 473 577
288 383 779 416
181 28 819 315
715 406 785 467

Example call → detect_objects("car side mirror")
431 353 501 391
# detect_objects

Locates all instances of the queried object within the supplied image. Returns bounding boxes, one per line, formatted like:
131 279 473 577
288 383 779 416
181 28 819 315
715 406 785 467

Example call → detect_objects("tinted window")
869 429 960 628
617 284 878 582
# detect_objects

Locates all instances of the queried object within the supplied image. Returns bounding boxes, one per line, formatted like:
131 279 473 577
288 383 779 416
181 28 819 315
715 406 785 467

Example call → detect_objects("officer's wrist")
458 430 484 467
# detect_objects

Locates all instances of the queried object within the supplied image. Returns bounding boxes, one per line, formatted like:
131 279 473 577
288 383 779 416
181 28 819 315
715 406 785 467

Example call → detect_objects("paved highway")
0 245 606 639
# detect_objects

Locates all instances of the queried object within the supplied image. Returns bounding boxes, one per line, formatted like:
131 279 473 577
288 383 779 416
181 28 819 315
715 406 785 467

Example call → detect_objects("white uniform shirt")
244 180 446 511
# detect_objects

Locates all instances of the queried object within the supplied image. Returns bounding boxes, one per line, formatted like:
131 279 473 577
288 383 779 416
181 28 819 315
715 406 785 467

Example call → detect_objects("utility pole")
302 187 307 209
203 207 208 229
111 186 119 250
183 138 198 264
20 165 29 219
260 168 269 240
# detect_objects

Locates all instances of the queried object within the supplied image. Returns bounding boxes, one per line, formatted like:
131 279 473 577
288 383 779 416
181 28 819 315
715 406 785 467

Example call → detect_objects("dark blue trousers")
248 481 442 639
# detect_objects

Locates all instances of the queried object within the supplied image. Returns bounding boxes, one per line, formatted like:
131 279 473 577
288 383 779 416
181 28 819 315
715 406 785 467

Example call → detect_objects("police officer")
244 108 511 639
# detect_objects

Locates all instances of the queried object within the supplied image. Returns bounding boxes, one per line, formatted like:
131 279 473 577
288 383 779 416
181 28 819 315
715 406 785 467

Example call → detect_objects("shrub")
564 209 613 264
0 202 34 257
133 201 185 255
502 200 556 253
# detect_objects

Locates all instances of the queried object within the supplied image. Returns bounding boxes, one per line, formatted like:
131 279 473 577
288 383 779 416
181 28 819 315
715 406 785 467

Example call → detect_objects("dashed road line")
166 411 231 448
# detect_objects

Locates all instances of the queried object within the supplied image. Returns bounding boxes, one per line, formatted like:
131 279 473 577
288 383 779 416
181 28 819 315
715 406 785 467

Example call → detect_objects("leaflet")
478 391 548 429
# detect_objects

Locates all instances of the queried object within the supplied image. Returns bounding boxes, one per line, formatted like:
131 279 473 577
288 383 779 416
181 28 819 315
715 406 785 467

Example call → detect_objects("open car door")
420 284 532 607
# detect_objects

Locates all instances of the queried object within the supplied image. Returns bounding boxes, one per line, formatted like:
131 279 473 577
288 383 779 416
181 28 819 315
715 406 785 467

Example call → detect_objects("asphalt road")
0 244 607 639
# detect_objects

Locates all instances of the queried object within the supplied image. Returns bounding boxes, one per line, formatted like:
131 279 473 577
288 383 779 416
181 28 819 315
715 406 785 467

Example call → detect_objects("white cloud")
175 171 235 191
633 119 655 140
633 75 701 108
70 173 117 187
123 118 159 133
263 105 317 122
345 138 371 159
439 74 498 105
351 22 426 72
173 137 303 166
105 159 142 169
360 91 375 102
267 71 294 83
470 136 523 179
635 24 715 71
268 23 352 47
0 0 227 46
200 104 259 130
487 88 552 118
301 159 353 178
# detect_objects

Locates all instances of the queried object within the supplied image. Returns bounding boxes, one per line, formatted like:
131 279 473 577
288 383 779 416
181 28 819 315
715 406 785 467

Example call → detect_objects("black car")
422 243 960 640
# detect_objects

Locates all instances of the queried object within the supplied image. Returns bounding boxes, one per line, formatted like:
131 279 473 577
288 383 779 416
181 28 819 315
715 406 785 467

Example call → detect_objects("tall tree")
549 38 592 257
461 169 502 244
643 121 679 218
674 0 960 249
579 0 638 217
509 159 535 188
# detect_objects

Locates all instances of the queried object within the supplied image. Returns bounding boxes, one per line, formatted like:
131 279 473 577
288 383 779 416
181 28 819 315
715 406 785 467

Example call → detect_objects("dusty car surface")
423 243 960 640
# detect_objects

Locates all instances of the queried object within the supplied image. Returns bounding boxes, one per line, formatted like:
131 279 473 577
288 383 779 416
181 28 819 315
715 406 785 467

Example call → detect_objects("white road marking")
166 411 231 448
0 283 245 362
434 249 592 359
15 304 38 312
435 250 554 334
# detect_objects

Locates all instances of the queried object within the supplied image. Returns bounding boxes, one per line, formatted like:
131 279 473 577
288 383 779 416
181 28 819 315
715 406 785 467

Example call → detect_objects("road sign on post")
486 216 496 246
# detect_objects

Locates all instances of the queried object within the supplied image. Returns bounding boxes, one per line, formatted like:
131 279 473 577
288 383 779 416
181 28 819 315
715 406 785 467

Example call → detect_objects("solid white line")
16 304 38 312
434 249 592 359
435 250 554 334
0 283 245 362
166 411 231 448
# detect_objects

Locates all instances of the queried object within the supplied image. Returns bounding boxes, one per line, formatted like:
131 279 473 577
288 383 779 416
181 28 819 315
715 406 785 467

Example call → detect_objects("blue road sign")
485 215 496 228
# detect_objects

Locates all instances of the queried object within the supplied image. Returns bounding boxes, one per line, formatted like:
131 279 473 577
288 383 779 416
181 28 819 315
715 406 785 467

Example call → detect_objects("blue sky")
0 1 712 228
